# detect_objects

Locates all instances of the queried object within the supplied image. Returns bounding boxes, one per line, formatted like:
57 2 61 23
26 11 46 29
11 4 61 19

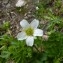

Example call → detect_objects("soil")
0 0 39 37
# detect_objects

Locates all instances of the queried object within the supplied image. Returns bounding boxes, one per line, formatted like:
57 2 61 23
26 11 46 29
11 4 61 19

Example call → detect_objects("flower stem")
33 44 40 53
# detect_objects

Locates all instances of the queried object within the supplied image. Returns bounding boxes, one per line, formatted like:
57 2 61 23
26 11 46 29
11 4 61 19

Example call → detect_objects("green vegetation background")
0 0 63 63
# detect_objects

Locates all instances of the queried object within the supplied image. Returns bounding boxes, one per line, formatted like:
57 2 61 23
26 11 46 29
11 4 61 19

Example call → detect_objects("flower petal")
17 32 27 40
30 19 39 29
20 19 29 28
26 36 34 46
16 0 26 7
33 29 43 36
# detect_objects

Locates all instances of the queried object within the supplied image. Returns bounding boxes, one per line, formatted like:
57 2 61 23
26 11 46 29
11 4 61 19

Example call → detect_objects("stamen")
25 27 34 36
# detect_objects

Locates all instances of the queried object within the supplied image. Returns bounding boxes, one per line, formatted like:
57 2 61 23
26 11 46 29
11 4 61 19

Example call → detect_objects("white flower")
17 19 43 46
36 7 39 10
16 0 26 7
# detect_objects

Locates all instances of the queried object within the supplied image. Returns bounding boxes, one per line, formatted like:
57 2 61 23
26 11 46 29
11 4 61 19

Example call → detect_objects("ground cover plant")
0 0 63 63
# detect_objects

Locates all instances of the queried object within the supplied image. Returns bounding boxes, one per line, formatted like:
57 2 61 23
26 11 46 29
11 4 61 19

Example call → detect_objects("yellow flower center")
25 27 34 36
